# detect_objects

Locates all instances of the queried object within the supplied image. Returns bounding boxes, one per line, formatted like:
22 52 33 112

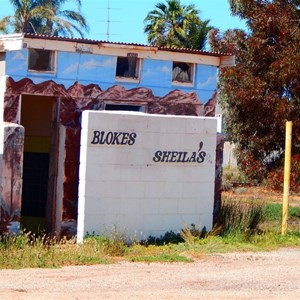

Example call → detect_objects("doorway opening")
20 95 58 234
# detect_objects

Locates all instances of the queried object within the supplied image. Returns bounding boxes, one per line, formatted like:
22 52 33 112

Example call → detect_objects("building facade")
0 33 234 236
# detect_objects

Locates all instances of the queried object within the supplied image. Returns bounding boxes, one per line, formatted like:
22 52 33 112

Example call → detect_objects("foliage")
180 224 207 245
263 202 300 222
209 0 300 181
267 154 300 192
222 166 248 191
1 200 300 268
0 231 107 269
145 230 184 245
216 199 266 235
144 0 212 49
100 226 128 257
0 0 88 37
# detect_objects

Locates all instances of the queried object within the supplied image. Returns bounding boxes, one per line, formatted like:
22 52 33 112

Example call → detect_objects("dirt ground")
223 186 300 204
1 248 300 300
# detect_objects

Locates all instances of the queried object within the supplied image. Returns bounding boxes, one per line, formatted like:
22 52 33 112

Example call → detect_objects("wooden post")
282 121 292 235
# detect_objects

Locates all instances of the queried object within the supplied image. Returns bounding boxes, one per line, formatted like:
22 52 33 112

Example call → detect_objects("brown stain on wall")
3 77 219 236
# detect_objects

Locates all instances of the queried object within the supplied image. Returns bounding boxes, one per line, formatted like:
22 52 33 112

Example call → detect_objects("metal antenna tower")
106 0 111 41
98 0 119 41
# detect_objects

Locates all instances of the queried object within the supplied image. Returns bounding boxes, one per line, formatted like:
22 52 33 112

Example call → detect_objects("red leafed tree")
209 0 300 183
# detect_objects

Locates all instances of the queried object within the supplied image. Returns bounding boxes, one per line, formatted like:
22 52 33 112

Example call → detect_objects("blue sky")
0 0 247 44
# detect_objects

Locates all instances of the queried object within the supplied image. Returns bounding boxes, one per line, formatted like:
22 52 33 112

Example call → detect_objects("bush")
222 166 248 191
236 151 267 183
267 154 300 193
216 200 265 236
145 231 184 246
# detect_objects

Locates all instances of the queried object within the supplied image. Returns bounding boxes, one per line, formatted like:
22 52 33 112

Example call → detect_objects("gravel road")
1 248 300 300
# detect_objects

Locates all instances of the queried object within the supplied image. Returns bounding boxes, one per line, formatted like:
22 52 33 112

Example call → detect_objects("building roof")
0 33 235 67
23 33 233 58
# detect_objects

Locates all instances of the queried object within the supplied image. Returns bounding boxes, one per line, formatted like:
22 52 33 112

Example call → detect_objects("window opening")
172 61 193 83
116 53 139 79
105 104 144 112
28 49 55 72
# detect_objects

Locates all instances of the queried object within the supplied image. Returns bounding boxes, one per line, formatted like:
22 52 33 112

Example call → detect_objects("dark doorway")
20 95 57 233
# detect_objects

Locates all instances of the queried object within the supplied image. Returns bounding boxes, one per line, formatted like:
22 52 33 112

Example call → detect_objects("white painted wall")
77 111 217 242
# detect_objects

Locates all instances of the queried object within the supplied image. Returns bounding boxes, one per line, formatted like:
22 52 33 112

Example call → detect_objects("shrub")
267 154 300 193
145 231 184 246
216 199 265 236
222 166 248 191
237 151 267 183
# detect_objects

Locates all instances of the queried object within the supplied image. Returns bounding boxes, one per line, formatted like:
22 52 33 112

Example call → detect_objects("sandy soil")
223 186 300 204
1 248 300 300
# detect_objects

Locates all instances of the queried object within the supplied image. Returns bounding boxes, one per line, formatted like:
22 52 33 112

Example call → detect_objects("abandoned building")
0 33 234 238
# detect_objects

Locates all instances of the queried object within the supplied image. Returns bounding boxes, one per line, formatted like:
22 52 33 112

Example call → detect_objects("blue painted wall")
5 49 218 103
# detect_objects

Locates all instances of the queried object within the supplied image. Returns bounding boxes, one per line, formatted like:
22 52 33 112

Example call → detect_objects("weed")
100 225 127 257
1 200 300 269
0 230 107 269
216 199 265 236
180 224 207 245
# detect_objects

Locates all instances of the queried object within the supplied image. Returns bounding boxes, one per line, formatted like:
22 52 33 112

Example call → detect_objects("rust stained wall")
0 123 24 233
3 77 219 236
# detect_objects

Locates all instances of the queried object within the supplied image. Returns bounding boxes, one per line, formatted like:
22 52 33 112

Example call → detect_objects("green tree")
144 0 212 49
209 0 300 182
0 0 88 37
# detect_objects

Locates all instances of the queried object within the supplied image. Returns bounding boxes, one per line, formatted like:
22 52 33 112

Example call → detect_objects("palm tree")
0 0 88 38
184 19 213 50
39 0 89 37
144 0 212 49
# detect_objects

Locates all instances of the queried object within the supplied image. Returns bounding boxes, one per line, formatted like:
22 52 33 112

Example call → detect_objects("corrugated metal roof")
23 33 233 57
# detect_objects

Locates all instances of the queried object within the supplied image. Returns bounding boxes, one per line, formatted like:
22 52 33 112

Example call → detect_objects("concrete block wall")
77 111 217 242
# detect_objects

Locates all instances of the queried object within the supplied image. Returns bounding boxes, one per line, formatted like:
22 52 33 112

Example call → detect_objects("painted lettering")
153 150 162 162
128 132 137 145
121 132 129 145
189 152 196 162
169 151 178 162
161 151 171 162
106 132 114 144
152 141 207 164
91 130 101 144
91 131 137 146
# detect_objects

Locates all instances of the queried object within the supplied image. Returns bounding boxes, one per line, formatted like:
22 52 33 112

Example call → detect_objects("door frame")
19 94 61 235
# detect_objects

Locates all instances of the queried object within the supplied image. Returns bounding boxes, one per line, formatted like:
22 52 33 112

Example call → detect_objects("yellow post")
282 121 292 235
